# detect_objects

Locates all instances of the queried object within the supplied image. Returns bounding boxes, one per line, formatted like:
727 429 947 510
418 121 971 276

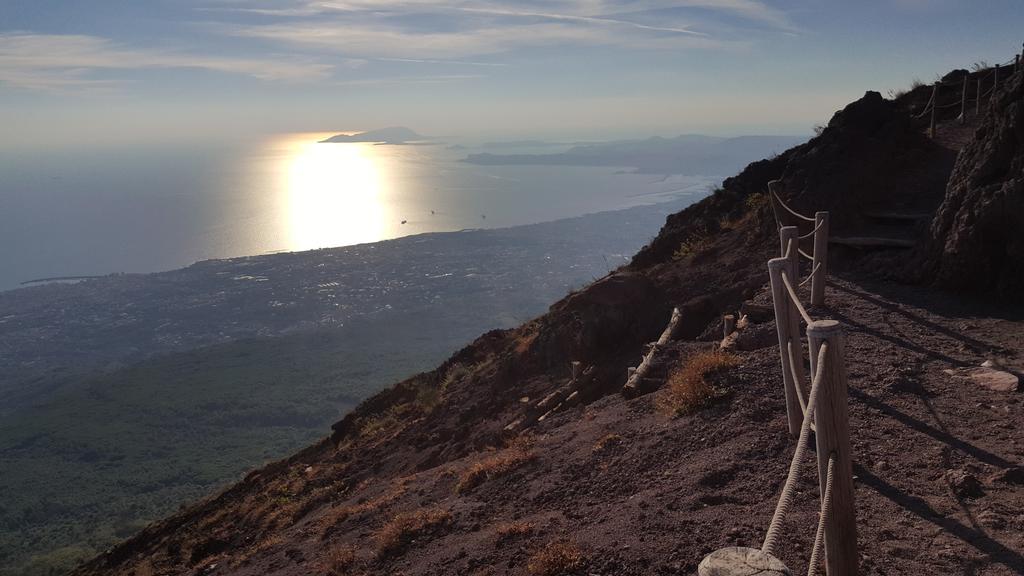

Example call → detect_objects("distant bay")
0 134 722 291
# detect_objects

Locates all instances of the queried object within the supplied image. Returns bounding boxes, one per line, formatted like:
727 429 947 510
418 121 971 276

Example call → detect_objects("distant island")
463 134 806 175
320 127 425 144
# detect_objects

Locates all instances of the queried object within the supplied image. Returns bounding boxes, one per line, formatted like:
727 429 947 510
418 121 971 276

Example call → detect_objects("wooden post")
723 314 736 339
1016 54 1020 74
929 81 938 138
698 547 790 576
811 211 829 306
959 75 968 124
976 76 982 115
571 361 581 381
807 320 858 576
768 257 805 437
779 225 797 259
994 64 1000 92
780 225 800 293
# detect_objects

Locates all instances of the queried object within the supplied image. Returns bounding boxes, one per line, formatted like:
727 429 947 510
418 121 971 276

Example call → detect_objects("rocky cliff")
927 67 1024 296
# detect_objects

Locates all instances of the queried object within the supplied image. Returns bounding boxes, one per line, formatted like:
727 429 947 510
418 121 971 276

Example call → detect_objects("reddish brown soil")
74 275 1024 576
71 72 1024 576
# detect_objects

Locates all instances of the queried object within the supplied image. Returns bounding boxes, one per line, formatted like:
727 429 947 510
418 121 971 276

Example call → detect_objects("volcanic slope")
73 67 1024 576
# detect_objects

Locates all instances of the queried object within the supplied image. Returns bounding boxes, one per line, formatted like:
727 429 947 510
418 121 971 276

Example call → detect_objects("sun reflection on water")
286 138 390 251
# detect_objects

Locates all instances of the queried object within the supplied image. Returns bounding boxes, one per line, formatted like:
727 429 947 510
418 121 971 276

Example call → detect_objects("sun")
287 140 389 251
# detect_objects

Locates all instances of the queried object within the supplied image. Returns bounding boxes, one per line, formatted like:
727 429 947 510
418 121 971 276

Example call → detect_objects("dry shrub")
527 540 584 576
442 363 473 391
455 438 536 494
658 351 739 416
672 233 712 261
375 507 453 557
320 483 406 537
591 433 622 453
494 521 535 543
514 330 538 356
744 192 767 212
323 544 358 576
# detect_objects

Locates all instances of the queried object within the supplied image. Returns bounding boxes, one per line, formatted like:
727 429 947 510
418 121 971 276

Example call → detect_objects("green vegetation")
0 321 465 576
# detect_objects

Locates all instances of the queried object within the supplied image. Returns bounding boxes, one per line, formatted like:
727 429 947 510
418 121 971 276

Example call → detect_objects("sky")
1 1 1022 147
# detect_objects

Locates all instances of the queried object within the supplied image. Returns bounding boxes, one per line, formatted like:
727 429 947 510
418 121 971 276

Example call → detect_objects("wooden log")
622 307 682 396
811 211 829 306
658 307 683 345
503 419 524 433
768 257 805 437
698 547 790 576
536 388 567 412
807 320 858 576
561 390 581 408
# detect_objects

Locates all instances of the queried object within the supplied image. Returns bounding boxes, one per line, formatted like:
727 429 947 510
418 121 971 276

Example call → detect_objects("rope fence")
917 46 1023 137
768 180 829 307
699 184 856 576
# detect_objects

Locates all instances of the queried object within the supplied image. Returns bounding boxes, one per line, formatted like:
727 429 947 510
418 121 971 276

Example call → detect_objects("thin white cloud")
376 57 507 67
218 19 732 61
205 0 792 29
203 0 788 62
333 73 485 86
0 32 333 91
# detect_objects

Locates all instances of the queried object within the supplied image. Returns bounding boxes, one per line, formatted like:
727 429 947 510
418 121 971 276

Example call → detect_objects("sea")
0 133 719 291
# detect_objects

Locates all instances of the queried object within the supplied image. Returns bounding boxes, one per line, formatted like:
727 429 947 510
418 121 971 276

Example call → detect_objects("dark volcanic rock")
926 69 1024 297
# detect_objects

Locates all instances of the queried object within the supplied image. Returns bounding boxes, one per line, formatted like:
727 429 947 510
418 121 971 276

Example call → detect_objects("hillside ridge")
72 59 1024 576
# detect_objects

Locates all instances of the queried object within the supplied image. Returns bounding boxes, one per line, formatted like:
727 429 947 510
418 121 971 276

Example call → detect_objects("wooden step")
862 211 932 223
830 236 916 249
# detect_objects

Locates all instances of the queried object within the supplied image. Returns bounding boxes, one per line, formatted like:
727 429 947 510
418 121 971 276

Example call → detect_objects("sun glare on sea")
286 137 390 251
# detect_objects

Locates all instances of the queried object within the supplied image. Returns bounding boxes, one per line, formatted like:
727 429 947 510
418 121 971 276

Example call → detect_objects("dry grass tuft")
319 483 406 538
323 544 358 575
527 540 584 576
658 351 739 416
455 439 536 494
744 192 767 212
375 507 453 557
591 433 623 453
672 233 713 261
494 521 535 543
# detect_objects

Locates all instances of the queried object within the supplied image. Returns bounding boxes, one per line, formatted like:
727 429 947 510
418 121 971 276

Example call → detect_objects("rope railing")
780 269 813 326
800 262 822 287
807 455 837 576
799 219 825 240
923 51 1023 135
786 339 809 415
768 180 829 307
761 343 828 557
699 220 857 576
771 187 816 223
